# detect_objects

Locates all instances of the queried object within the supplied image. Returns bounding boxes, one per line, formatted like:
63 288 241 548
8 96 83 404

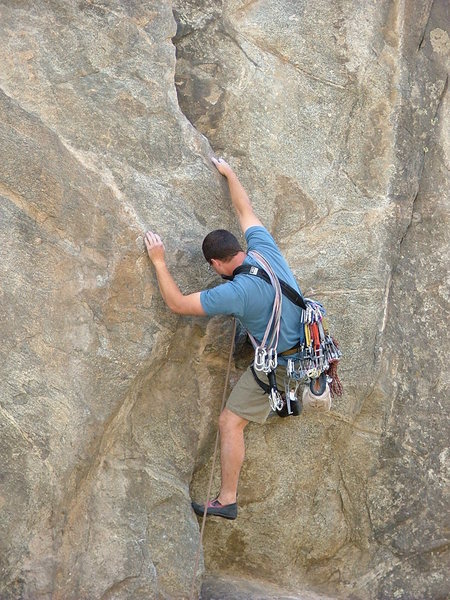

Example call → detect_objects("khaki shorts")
226 364 287 424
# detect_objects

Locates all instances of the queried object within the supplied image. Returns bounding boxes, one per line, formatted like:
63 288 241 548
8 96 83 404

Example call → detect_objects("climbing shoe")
302 373 331 411
191 498 238 520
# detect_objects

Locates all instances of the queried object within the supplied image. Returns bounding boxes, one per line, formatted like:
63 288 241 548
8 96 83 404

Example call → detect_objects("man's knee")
219 408 248 433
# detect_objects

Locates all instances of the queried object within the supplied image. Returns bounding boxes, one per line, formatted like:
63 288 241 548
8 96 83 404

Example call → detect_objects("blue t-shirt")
200 226 305 359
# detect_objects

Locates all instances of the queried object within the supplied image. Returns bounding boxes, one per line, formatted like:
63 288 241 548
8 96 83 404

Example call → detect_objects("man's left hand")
145 231 165 265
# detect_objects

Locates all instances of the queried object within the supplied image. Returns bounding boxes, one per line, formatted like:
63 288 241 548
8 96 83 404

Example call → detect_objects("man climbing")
145 158 318 520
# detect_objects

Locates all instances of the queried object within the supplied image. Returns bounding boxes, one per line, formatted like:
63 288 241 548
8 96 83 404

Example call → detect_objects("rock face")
0 1 448 599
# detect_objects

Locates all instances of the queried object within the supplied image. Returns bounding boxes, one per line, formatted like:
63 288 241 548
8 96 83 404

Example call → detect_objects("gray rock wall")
0 1 448 599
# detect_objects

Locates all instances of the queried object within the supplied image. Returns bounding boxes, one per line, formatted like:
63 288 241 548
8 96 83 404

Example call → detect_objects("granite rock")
0 1 448 599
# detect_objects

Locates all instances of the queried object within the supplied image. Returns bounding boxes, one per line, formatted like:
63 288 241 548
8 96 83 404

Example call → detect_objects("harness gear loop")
189 318 237 600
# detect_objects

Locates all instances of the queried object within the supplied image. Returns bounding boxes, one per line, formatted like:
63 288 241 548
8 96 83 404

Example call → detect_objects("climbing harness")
225 250 343 414
250 364 302 417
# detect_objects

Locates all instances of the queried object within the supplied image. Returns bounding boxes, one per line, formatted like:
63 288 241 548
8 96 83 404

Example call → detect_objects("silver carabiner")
254 347 267 372
287 358 295 377
267 348 278 371
269 388 284 412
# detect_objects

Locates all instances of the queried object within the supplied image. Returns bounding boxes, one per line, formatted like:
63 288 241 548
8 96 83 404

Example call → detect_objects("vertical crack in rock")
398 189 419 249
417 0 435 50
171 7 218 151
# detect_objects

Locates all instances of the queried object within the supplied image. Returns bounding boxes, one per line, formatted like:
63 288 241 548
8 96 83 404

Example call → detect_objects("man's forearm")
225 172 253 221
152 261 184 313
211 156 262 232
144 230 205 316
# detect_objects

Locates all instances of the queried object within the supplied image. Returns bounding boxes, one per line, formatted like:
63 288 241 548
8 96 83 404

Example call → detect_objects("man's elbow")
166 298 184 314
166 296 190 315
167 293 205 316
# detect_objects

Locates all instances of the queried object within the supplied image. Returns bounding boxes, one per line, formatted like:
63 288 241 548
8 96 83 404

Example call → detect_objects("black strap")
250 364 295 418
223 264 307 310
250 364 271 394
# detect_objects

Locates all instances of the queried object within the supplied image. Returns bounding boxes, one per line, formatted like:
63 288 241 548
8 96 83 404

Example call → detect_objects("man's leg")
192 366 268 518
216 407 249 505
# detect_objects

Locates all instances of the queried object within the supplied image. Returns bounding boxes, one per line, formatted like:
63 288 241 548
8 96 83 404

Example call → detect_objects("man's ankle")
217 494 237 505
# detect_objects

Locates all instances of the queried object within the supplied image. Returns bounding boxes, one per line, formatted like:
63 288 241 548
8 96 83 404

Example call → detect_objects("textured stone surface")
201 573 336 599
0 2 223 598
0 1 448 599
174 0 449 598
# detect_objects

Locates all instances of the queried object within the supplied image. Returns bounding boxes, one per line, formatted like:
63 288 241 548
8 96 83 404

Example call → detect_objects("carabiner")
254 347 267 372
269 388 284 412
267 348 278 371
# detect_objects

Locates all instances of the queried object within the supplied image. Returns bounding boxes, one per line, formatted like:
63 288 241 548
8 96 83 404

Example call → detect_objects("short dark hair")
202 229 243 263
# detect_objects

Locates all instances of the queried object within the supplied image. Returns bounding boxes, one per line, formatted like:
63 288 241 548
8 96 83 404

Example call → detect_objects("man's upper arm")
239 209 263 233
199 282 245 318
174 292 206 316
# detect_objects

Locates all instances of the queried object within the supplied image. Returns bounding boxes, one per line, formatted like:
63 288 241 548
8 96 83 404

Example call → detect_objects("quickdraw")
287 300 342 393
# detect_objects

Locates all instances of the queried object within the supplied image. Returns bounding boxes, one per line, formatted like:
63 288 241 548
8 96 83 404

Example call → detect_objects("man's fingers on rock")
212 156 224 167
144 232 164 251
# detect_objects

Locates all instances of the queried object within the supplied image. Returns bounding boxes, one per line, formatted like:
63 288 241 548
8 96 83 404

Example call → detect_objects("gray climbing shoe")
191 498 238 520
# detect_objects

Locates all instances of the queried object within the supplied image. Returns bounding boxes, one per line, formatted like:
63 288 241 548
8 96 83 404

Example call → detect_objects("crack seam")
235 30 348 89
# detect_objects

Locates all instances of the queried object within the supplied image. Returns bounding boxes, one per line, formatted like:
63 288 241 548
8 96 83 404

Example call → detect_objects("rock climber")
144 158 309 520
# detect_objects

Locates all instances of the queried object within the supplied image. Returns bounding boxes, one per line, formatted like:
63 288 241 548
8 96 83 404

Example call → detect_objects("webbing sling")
223 264 307 310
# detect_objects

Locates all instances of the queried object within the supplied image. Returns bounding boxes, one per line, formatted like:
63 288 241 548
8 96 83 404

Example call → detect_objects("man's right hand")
211 157 262 233
212 157 233 178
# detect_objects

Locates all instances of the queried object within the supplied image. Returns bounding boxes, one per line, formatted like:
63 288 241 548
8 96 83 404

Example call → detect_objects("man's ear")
210 258 219 269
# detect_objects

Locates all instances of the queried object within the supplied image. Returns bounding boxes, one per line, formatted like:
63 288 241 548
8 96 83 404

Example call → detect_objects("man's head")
202 229 245 276
202 229 243 264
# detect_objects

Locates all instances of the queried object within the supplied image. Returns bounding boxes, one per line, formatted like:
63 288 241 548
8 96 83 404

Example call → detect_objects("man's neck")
223 251 246 276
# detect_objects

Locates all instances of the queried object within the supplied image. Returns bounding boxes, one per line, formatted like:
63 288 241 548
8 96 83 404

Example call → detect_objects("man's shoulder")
244 226 300 292
200 280 246 317
245 224 271 239
245 225 278 249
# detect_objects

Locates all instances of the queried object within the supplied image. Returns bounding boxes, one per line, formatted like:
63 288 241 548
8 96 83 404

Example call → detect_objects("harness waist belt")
279 345 300 357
